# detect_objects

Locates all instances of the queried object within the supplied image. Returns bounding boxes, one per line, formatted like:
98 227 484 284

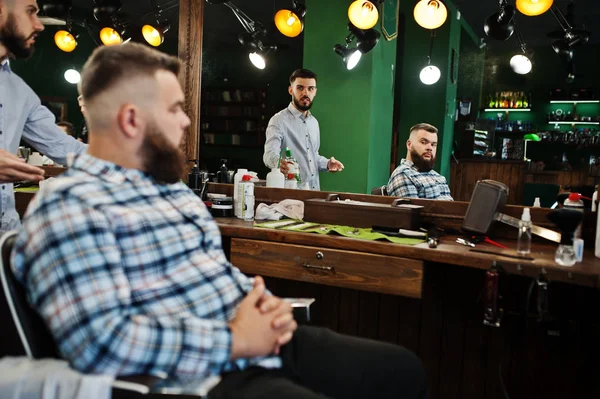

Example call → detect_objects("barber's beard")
141 124 186 184
410 148 436 172
0 14 35 59
292 94 313 111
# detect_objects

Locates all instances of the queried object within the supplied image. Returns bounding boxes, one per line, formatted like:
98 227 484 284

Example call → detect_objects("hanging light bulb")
274 1 306 38
54 29 78 52
249 52 266 69
348 0 379 30
414 0 447 30
420 65 441 85
64 69 80 84
516 0 553 16
510 54 532 74
99 27 122 46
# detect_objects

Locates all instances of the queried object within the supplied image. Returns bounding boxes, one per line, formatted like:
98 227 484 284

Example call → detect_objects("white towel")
255 199 304 221
0 357 113 399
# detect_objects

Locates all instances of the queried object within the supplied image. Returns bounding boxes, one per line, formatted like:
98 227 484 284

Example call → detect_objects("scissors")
456 237 476 247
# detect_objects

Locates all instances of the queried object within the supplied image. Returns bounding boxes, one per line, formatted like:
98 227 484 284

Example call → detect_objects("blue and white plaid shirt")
387 159 453 200
11 153 281 381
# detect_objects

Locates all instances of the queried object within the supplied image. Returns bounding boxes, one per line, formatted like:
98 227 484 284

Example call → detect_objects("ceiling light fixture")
347 0 381 30
414 0 447 30
142 0 170 46
516 0 553 17
349 23 380 54
100 26 122 45
419 30 441 85
42 0 72 18
510 25 532 75
54 20 78 52
64 68 80 84
549 3 590 61
274 0 306 38
484 0 516 41
333 44 362 70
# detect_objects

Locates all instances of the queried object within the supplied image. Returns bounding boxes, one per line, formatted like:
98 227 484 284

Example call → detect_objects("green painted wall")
303 0 396 193
396 0 463 181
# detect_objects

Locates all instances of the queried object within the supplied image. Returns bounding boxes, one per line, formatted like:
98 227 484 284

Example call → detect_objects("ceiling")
450 0 599 51
44 0 600 54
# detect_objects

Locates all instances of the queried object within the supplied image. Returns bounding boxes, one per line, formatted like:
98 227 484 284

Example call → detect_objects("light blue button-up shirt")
263 103 329 190
0 59 86 231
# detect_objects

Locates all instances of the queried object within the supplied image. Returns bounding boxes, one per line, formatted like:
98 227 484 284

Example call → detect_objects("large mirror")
16 0 600 208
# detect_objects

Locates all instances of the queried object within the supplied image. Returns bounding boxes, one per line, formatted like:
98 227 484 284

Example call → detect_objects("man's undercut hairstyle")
409 123 438 136
80 42 181 103
289 68 317 85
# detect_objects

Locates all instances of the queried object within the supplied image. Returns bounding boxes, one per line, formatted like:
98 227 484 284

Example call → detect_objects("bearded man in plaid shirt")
387 123 453 201
11 43 427 399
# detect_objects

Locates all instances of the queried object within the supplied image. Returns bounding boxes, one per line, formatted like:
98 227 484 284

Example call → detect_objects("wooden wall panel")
178 0 203 165
254 263 600 399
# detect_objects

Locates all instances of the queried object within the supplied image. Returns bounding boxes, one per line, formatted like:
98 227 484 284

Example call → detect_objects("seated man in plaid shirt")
387 123 453 200
12 43 427 399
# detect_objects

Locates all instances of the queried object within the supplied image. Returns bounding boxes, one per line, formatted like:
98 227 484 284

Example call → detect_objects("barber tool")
547 208 583 266
456 237 475 247
463 180 561 243
371 225 427 239
483 262 503 327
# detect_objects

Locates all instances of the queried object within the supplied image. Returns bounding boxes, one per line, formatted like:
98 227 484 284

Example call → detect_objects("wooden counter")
216 218 600 288
14 184 600 398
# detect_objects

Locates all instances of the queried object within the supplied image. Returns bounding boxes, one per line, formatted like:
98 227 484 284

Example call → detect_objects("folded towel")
255 199 304 221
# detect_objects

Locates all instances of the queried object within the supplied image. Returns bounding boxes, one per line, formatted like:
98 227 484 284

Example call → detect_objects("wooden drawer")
230 238 423 298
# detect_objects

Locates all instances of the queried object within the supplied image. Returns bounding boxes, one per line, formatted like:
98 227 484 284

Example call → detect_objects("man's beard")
292 94 313 111
141 124 186 184
410 148 436 172
0 14 35 59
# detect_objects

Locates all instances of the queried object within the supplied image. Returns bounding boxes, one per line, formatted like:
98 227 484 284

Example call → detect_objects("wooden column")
178 0 203 164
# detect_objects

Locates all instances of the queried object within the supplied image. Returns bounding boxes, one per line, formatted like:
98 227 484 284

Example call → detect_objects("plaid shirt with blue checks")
11 153 281 381
386 159 453 200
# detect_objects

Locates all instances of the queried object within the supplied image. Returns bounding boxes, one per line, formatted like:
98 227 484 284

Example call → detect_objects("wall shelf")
484 108 531 112
547 121 600 125
550 100 599 104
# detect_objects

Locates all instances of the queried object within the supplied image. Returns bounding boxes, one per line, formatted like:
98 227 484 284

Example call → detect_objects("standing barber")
263 68 343 190
0 0 86 231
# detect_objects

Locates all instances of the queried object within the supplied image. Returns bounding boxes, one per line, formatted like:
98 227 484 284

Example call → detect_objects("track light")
64 68 80 84
549 3 589 61
510 54 532 74
419 30 441 85
274 0 306 38
348 23 380 54
93 0 122 22
414 0 447 30
249 52 266 69
334 44 362 70
510 25 532 75
54 25 78 52
43 0 72 18
347 0 380 30
142 20 170 46
516 0 553 17
484 2 516 41
99 26 122 45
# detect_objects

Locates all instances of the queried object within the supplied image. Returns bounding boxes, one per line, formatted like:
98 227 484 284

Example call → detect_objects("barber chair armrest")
284 297 315 324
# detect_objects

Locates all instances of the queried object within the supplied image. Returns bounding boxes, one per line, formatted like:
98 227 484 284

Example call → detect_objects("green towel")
254 219 425 245
14 187 39 193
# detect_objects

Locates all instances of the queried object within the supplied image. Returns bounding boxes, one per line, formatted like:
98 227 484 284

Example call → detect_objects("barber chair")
371 185 388 196
0 231 213 398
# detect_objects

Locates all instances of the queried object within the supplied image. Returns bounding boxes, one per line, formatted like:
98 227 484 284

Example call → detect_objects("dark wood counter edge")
454 159 527 164
215 218 600 289
207 183 597 243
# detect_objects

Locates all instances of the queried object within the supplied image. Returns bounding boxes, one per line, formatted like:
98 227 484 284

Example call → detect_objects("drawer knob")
316 251 324 260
